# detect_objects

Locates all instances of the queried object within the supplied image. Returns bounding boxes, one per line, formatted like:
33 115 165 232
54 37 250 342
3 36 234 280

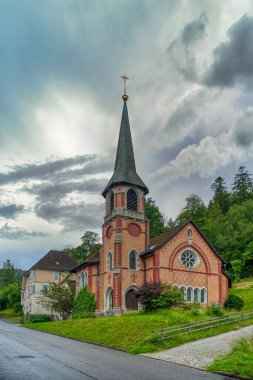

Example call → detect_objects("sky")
1 0 253 269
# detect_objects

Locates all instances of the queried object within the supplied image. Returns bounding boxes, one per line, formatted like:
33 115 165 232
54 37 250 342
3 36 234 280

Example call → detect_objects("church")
72 88 230 314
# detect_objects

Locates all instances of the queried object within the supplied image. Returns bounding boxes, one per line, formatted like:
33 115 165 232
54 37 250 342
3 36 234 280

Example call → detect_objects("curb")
211 371 253 380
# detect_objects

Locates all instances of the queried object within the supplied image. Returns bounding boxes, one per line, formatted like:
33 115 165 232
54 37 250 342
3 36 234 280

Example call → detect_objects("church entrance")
106 287 113 310
125 289 138 310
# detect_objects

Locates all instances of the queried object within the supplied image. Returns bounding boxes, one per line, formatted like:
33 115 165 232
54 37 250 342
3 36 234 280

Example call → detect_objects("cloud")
168 12 208 81
34 202 103 232
0 155 100 185
232 110 253 147
204 15 253 88
0 223 48 240
0 204 24 219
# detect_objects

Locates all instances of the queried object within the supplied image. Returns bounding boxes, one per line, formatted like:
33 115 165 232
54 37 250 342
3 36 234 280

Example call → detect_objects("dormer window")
127 189 137 211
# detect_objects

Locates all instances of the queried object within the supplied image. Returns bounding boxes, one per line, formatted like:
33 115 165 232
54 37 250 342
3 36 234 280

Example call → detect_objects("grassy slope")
0 308 17 317
207 338 253 378
22 277 253 354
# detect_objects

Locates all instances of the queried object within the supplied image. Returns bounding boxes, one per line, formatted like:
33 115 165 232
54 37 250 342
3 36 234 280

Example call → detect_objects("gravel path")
143 325 253 369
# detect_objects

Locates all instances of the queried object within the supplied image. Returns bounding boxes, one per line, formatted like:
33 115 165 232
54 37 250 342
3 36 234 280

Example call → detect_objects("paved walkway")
143 325 253 368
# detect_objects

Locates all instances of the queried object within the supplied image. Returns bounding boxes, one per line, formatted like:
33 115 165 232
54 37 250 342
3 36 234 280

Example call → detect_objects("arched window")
129 250 137 270
188 228 192 238
181 286 186 301
107 252 113 271
187 287 192 302
194 288 199 302
110 192 114 211
127 189 138 211
201 288 206 303
79 272 87 289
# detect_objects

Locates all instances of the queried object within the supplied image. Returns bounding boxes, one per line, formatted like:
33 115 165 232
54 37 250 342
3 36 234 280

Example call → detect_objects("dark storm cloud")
25 178 107 203
233 110 253 147
0 155 110 185
204 15 253 88
34 202 103 232
168 12 208 81
0 204 24 219
0 223 48 240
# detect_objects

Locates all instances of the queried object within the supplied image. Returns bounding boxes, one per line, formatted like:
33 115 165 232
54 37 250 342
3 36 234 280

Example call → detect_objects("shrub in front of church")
72 286 96 319
207 303 224 316
224 294 244 311
136 282 184 311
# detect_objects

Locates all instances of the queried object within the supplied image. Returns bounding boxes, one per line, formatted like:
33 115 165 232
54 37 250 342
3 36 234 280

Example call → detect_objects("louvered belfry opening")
127 189 137 211
110 192 114 211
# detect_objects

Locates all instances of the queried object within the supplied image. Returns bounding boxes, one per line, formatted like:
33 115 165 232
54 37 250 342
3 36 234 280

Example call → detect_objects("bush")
190 302 201 316
207 303 224 316
136 282 184 312
224 294 244 311
72 286 96 319
30 315 52 323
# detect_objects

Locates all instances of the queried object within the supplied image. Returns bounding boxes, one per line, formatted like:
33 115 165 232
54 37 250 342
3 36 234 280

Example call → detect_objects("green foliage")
30 314 52 323
145 198 168 238
210 176 230 214
176 194 207 227
0 282 21 312
136 282 184 311
0 260 16 285
224 294 244 311
231 260 242 282
73 286 96 318
65 231 101 262
39 280 75 319
232 166 253 204
206 303 224 316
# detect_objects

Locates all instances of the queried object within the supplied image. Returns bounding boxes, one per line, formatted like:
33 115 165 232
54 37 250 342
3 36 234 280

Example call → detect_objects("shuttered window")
127 189 137 211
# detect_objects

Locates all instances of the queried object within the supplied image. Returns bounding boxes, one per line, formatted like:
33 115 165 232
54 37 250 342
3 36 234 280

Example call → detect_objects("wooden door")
125 289 138 310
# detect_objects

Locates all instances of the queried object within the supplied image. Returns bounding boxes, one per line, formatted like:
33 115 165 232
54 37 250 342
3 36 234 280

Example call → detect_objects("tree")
232 166 253 204
65 231 102 262
210 176 230 214
39 280 75 319
177 194 207 227
0 260 16 285
145 197 168 238
72 287 96 319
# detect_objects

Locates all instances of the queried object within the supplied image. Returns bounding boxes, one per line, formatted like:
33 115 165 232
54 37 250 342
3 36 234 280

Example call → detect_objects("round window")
180 250 198 269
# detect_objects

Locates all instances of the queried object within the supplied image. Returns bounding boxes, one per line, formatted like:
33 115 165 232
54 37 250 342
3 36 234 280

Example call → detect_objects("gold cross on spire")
120 73 129 101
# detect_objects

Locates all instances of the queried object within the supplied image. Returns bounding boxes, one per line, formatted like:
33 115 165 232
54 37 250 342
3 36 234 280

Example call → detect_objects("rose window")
180 250 197 269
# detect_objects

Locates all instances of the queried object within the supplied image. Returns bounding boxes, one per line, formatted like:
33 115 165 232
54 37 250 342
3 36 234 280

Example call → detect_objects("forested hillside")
146 166 253 280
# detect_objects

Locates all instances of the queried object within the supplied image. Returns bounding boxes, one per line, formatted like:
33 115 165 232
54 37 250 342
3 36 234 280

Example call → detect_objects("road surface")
0 320 232 380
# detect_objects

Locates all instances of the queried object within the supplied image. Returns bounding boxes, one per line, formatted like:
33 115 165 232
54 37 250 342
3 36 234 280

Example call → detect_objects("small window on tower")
110 192 114 211
129 250 137 270
127 189 137 211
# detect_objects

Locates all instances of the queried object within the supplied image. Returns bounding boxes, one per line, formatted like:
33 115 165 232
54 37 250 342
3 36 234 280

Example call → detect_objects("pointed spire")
102 97 149 198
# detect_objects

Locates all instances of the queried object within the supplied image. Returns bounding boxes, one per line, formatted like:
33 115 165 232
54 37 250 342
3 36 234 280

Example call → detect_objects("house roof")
27 250 77 273
71 250 100 272
102 98 149 198
140 219 226 264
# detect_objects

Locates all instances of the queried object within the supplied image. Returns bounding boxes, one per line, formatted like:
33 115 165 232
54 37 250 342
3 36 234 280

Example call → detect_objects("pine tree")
232 166 253 204
210 176 230 213
145 197 168 238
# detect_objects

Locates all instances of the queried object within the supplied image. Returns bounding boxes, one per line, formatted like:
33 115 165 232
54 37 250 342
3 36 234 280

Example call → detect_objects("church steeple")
102 87 149 198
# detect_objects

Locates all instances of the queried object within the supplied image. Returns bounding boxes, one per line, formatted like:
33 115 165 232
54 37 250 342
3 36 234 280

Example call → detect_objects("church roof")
28 250 77 272
71 250 100 272
140 220 227 264
102 99 149 198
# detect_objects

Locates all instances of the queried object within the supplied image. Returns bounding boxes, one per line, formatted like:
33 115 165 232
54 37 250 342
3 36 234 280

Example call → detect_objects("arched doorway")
125 288 138 310
106 287 113 310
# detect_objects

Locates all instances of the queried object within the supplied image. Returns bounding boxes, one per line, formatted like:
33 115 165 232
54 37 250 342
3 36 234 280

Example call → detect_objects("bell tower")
101 78 149 313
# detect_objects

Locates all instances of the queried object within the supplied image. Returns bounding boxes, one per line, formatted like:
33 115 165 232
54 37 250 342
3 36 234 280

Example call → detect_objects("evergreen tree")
210 176 230 213
145 197 168 238
232 166 253 204
177 194 206 227
0 260 16 285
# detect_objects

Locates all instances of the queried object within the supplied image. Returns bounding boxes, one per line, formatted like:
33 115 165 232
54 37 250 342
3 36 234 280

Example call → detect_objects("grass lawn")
26 310 253 354
231 277 253 310
24 277 253 355
207 338 253 378
0 308 17 317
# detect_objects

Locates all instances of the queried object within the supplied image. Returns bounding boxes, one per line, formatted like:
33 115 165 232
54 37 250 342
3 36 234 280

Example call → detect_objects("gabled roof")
140 220 226 264
28 250 77 272
72 250 100 273
102 99 149 198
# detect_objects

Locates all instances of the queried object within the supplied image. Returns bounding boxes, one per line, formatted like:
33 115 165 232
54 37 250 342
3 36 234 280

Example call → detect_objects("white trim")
174 284 208 304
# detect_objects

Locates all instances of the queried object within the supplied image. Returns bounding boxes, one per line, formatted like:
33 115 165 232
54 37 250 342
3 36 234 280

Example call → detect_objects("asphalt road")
0 320 232 380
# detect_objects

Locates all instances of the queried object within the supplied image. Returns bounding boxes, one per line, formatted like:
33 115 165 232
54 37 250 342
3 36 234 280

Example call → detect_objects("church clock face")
180 250 198 269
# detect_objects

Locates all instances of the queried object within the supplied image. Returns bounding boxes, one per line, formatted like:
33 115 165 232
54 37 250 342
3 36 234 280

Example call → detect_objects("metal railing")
154 309 253 341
